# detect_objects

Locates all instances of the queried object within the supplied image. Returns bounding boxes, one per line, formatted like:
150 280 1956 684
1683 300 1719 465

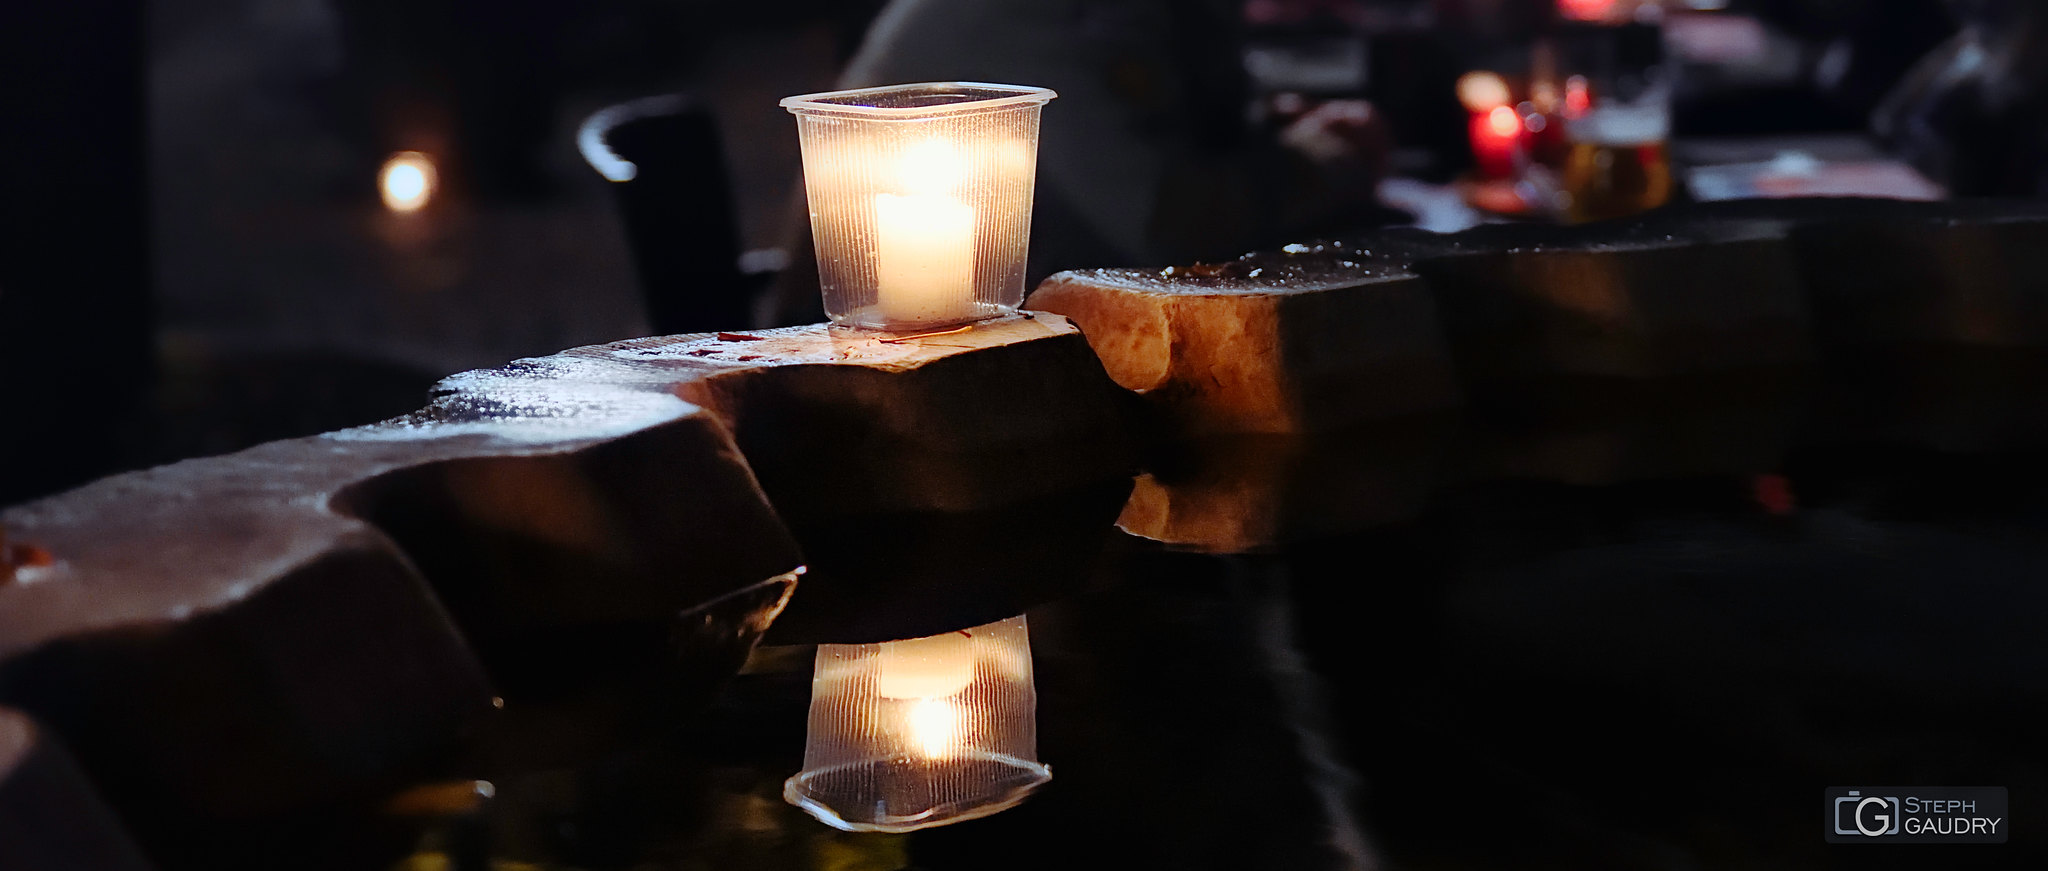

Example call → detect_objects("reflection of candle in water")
786 614 1047 831
905 698 962 759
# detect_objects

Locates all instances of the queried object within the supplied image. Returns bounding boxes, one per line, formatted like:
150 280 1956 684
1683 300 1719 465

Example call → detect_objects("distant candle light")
1457 71 1512 113
1558 0 1618 21
1471 105 1526 179
786 615 1050 832
379 152 437 213
1564 75 1593 119
1487 105 1522 138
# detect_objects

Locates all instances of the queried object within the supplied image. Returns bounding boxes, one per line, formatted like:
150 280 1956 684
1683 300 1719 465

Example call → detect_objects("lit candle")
782 82 1055 330
1470 105 1525 179
874 191 977 326
871 139 978 326
873 629 976 700
1458 72 1523 180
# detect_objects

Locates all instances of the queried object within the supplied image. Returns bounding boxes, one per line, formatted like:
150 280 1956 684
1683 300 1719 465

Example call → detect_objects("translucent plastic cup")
781 83 1056 331
784 615 1051 832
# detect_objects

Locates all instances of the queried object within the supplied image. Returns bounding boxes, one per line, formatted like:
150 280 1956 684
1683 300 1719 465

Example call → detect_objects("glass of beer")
1562 103 1672 222
1553 20 1674 223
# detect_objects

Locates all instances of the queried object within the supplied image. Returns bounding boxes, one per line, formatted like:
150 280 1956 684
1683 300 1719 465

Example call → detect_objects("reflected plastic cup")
784 615 1051 832
781 82 1056 331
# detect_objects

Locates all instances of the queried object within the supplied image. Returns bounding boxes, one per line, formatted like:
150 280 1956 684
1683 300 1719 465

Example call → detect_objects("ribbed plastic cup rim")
780 82 1058 119
783 752 1053 833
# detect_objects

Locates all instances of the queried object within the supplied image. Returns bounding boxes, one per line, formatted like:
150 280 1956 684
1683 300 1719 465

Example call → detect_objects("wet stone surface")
10 199 2048 869
1034 251 1460 436
403 436 2048 871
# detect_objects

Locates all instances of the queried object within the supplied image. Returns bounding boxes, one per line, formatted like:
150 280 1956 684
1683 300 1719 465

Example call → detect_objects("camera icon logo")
1834 791 1901 837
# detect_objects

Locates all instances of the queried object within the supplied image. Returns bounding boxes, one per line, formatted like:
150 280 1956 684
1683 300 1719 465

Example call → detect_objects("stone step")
0 311 1133 868
1032 255 1459 435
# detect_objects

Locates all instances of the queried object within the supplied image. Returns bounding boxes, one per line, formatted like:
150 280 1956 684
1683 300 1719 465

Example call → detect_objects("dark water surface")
417 356 2048 871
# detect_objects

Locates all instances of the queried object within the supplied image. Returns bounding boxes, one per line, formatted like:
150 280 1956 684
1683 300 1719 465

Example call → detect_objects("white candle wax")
874 192 978 326
873 631 976 700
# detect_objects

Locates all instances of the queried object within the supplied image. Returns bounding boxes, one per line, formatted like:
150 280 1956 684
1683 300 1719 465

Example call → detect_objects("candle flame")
1486 106 1522 139
380 152 437 213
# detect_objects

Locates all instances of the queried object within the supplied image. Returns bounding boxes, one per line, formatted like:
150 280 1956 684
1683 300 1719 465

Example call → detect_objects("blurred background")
2 0 2040 504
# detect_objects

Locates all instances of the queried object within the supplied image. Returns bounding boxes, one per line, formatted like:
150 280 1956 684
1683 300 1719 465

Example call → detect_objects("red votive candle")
1470 105 1524 179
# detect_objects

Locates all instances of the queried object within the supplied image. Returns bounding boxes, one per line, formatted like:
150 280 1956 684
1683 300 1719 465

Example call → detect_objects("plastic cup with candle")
782 83 1056 331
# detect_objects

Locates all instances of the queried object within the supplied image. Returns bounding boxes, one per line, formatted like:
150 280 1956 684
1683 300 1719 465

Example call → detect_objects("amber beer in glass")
1562 136 1672 223
1552 18 1673 222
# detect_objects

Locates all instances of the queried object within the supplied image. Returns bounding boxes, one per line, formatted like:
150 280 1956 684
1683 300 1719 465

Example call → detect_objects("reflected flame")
380 151 437 213
905 698 961 759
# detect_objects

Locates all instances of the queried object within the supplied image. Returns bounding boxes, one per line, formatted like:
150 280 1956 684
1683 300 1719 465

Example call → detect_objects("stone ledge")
1032 260 1459 435
0 393 799 865
0 311 1134 867
581 313 1136 518
1674 197 2048 349
1385 219 1812 384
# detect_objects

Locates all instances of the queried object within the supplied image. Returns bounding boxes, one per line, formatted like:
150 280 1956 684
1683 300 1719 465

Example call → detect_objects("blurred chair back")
579 95 753 335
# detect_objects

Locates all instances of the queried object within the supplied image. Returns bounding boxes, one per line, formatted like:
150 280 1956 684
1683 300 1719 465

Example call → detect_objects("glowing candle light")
785 615 1050 832
1470 104 1526 179
379 151 436 213
783 83 1056 331
873 192 975 323
874 628 977 700
1457 71 1512 114
1559 0 1619 22
874 140 979 325
904 698 962 759
1565 75 1594 119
